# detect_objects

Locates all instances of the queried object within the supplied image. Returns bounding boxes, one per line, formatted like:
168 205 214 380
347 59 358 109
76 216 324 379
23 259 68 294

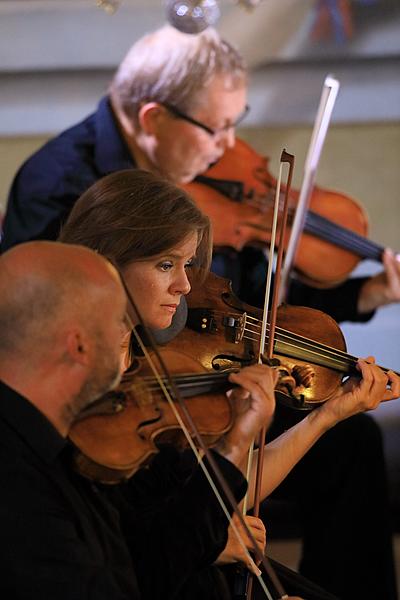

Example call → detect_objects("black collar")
0 380 67 465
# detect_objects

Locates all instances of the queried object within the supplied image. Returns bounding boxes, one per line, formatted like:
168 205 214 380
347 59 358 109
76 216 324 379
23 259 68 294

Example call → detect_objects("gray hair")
109 25 246 125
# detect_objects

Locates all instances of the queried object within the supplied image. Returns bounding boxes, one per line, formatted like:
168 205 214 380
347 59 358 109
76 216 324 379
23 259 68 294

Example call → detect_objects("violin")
167 270 397 408
68 342 301 484
69 270 398 483
183 138 391 288
69 348 235 483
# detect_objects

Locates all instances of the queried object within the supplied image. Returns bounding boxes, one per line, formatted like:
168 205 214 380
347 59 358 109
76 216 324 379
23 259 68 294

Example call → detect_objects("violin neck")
150 371 234 399
273 331 358 375
305 210 386 262
273 332 400 378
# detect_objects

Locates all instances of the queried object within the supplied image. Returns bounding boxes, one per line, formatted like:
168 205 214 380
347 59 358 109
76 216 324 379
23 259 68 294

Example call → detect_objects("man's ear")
138 102 165 135
66 330 90 366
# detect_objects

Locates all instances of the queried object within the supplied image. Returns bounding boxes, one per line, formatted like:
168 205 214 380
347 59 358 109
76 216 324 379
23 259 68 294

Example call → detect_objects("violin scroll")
262 356 315 405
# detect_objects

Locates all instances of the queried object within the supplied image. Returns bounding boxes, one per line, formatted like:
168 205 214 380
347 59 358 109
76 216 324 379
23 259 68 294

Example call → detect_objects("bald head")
0 241 125 362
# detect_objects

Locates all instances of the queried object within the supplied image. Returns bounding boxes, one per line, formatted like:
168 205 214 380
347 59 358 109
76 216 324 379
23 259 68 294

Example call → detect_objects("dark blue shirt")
1 97 133 249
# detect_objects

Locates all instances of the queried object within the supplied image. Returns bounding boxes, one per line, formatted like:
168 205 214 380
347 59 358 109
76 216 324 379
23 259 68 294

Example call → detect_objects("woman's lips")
161 304 178 313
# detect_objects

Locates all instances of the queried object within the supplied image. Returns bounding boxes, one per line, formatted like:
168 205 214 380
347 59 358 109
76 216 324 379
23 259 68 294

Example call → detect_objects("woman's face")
121 233 198 330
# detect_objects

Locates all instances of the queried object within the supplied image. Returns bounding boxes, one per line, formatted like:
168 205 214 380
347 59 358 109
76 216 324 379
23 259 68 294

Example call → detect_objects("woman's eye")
159 262 173 271
185 259 194 269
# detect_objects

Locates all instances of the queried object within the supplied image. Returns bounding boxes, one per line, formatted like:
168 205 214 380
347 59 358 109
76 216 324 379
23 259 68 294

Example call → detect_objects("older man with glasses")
1 25 250 249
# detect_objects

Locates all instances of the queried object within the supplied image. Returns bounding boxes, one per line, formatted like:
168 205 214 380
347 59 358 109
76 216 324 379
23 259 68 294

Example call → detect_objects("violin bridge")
219 312 246 344
187 307 246 345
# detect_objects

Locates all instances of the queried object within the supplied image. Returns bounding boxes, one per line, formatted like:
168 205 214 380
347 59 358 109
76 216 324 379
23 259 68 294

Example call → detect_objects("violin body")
184 138 372 287
169 270 348 409
69 349 234 483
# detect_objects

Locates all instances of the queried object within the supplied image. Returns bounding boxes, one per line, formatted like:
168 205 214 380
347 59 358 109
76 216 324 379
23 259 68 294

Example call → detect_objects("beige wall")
1 122 399 250
0 136 48 213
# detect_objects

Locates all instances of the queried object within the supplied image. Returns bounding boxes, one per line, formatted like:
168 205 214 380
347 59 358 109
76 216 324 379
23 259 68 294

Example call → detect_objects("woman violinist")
59 168 400 600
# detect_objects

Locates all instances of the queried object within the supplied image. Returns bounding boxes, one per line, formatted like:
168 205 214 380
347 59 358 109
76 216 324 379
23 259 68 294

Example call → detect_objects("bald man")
0 242 273 600
0 242 126 433
0 241 139 598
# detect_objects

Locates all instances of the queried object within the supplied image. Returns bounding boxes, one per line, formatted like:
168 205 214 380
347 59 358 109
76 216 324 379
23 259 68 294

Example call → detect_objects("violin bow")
244 149 295 600
119 275 287 600
242 148 287 514
279 75 340 303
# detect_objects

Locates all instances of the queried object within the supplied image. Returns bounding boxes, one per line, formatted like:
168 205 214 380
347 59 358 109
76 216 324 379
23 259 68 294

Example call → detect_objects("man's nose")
217 127 235 151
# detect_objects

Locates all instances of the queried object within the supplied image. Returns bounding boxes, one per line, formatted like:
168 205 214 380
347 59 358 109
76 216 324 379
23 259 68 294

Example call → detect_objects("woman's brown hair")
59 169 212 274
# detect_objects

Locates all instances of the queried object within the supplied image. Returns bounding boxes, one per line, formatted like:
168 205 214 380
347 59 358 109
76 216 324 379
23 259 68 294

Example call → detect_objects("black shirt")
0 380 247 600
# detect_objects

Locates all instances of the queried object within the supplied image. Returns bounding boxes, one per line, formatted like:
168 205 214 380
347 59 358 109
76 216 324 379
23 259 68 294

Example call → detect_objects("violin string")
251 196 381 263
263 202 384 261
223 316 357 372
230 312 354 362
243 321 356 367
241 333 354 372
131 371 234 394
305 212 384 261
306 212 382 257
208 310 397 376
243 164 383 262
208 309 358 368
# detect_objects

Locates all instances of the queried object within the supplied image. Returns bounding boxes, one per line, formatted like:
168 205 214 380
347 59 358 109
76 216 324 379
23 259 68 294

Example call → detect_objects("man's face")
149 75 248 184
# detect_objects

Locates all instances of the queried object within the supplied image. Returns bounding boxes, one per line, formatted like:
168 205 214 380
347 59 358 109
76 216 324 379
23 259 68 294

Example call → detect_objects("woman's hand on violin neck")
357 248 400 313
215 365 277 467
315 357 400 428
214 513 266 575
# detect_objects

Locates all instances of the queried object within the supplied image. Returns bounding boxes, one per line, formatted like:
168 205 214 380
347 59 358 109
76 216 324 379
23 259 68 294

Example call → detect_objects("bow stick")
279 75 340 303
244 149 295 600
119 274 288 599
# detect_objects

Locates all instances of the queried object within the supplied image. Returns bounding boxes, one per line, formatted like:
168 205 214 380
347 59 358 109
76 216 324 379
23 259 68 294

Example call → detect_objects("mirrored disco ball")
165 0 221 34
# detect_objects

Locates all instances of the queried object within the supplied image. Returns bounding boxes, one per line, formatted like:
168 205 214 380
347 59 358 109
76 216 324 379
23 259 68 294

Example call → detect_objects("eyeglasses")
161 102 250 136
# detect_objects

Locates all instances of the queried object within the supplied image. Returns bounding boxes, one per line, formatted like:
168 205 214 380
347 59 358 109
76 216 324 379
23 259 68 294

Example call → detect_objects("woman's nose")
172 269 191 295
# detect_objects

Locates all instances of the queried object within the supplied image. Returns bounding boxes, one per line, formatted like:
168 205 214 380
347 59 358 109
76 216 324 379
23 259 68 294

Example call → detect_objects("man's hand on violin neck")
214 364 277 466
357 248 400 313
315 357 400 427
